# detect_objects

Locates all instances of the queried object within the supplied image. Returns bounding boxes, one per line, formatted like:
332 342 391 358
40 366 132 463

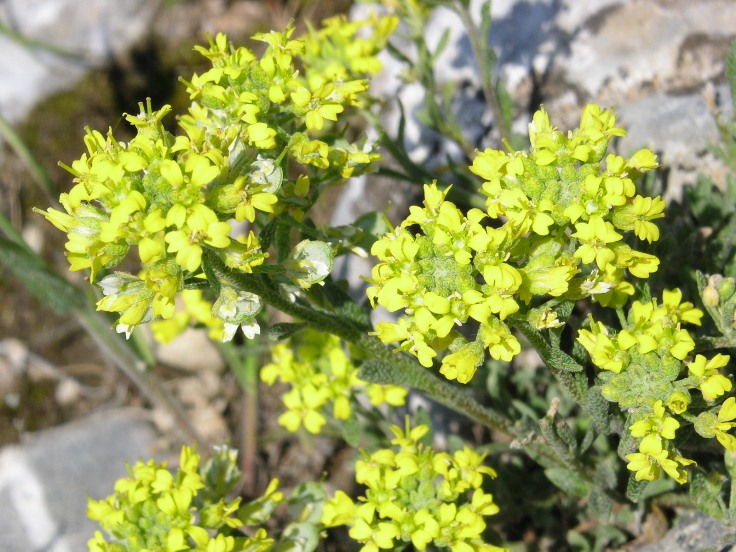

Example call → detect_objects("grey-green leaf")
0 236 85 313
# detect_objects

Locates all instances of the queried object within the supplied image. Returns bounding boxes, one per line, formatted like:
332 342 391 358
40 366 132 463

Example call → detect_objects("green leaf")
353 211 391 252
638 477 677 502
432 28 451 61
318 279 371 331
273 522 320 552
583 385 610 433
625 473 648 503
287 482 326 524
275 218 291 263
269 323 306 341
549 300 575 348
340 411 362 448
690 471 726 519
727 41 736 111
587 487 613 521
397 98 407 146
259 216 279 251
495 79 514 136
566 529 592 552
510 318 583 373
544 467 591 498
0 236 85 313
0 111 55 198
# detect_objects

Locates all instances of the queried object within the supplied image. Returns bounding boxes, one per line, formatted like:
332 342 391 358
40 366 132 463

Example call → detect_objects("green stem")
218 339 260 496
453 0 510 144
206 251 515 434
0 111 55 200
695 336 736 352
0 212 32 252
357 334 516 435
205 253 611 490
0 22 82 60
75 306 208 448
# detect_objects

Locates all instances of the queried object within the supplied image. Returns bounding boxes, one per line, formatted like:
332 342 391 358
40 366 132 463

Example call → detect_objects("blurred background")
1 0 736 550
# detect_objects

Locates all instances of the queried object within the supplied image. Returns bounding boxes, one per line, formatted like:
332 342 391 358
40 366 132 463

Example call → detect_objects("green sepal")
286 482 326 524
272 522 320 552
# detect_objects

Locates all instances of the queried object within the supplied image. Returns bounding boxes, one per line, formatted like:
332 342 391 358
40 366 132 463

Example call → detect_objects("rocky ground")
1 0 736 550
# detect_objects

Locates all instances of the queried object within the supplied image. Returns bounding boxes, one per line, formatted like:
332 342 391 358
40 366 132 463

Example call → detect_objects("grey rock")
636 510 736 552
0 409 158 551
0 0 160 124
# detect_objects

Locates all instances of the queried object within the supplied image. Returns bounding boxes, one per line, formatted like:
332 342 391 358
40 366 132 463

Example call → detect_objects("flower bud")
693 411 718 439
718 277 736 303
284 239 334 289
702 285 720 308
667 391 690 415
250 155 283 193
212 286 261 324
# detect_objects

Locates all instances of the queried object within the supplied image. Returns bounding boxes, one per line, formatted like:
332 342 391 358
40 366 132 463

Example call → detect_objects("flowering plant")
11 1 736 550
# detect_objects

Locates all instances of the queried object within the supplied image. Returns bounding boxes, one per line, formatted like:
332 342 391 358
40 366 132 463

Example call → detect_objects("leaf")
587 487 613 521
353 211 391 252
625 473 648 503
0 236 85 313
272 522 320 552
727 40 736 112
583 385 610 434
432 28 451 62
340 411 362 448
544 467 591 498
397 98 407 146
511 318 584 373
495 79 514 136
566 530 592 552
275 218 291 263
320 279 371 330
689 471 726 519
287 482 326 523
259 216 279 251
548 300 575 348
638 477 677 502
269 323 306 342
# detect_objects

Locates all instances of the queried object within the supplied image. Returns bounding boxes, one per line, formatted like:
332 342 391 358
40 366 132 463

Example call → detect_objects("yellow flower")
688 353 732 401
572 215 622 270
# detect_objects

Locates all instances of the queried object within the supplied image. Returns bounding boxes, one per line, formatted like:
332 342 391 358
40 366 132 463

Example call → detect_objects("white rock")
0 0 160 124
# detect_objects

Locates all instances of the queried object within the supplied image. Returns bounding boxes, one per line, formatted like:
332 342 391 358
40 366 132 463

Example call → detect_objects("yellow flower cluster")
87 446 281 551
38 17 395 341
578 289 734 484
261 329 407 434
301 14 399 89
366 104 664 384
322 421 506 552
471 104 664 308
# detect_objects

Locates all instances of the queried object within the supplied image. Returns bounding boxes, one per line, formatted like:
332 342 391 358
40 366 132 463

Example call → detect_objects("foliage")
5 2 736 551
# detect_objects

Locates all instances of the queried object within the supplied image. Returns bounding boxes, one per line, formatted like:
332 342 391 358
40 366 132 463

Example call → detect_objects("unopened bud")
718 277 736 302
284 240 334 289
702 285 720 308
